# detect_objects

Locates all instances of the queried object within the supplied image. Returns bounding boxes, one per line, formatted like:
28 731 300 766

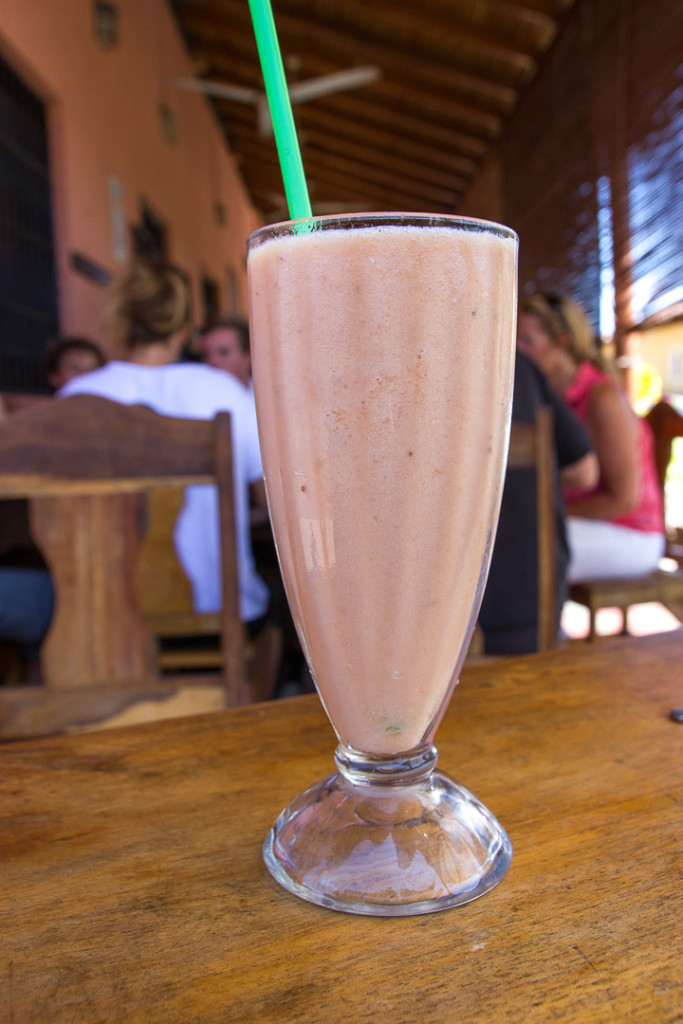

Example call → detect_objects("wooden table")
1 633 681 1023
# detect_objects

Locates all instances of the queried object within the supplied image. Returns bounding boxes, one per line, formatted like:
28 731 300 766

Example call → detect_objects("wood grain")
30 492 155 689
1 633 681 1024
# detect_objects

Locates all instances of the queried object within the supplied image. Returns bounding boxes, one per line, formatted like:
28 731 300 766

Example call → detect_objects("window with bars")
0 54 59 393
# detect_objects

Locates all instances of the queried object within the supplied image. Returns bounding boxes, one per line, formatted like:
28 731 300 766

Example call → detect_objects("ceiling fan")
169 65 381 136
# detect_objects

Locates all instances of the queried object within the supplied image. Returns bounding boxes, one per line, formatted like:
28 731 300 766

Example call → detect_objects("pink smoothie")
248 219 517 755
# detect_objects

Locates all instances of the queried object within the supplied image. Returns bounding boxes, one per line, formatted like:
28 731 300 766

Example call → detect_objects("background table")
1 632 681 1023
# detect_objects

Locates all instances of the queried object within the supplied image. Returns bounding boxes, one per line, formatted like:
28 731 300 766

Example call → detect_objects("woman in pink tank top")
517 293 664 581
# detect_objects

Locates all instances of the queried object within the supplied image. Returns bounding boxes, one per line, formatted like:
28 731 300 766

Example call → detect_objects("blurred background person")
60 262 274 644
0 339 105 673
517 293 665 582
199 316 252 390
0 567 53 680
44 336 106 391
478 351 598 654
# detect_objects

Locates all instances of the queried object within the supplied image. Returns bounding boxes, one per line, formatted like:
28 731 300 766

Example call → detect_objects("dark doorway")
201 274 219 326
132 201 167 263
0 54 59 394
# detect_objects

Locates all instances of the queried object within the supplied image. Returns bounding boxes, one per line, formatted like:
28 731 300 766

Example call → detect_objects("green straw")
248 0 312 220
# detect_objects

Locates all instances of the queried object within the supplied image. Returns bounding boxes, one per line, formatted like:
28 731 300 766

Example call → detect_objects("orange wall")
0 0 260 353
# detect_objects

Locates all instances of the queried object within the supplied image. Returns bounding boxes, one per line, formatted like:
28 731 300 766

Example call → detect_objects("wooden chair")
136 489 283 702
472 406 557 656
136 486 226 671
568 400 683 639
507 406 558 651
0 395 249 740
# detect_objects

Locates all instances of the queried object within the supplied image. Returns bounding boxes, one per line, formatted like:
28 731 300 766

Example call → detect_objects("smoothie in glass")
248 216 516 756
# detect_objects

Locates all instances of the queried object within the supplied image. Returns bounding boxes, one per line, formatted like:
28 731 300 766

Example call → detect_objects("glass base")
263 746 511 917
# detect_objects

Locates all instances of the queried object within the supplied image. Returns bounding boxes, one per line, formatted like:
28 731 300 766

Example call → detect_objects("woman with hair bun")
61 262 271 627
517 292 665 581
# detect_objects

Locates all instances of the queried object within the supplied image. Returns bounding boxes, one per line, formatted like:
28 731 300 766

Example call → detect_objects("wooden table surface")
1 632 682 1024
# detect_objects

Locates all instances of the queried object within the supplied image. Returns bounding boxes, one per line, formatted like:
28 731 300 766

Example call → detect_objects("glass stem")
334 743 438 787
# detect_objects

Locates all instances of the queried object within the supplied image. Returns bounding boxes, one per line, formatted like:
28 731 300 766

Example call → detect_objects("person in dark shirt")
478 352 597 654
44 336 106 391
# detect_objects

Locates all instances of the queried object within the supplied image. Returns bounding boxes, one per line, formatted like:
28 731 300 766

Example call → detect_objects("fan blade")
168 76 259 105
169 64 381 112
288 66 381 104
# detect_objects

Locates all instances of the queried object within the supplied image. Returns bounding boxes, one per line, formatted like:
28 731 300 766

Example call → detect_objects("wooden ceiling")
170 0 577 222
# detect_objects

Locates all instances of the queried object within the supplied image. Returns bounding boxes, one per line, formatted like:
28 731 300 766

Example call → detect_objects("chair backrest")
0 395 246 704
646 399 683 560
506 406 557 651
0 393 221 492
646 400 683 488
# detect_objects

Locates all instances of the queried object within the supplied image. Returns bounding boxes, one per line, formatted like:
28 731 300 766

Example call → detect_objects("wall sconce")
93 2 119 50
160 104 179 144
214 201 227 226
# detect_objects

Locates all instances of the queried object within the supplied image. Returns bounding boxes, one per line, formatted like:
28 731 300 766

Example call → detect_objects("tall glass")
248 214 517 916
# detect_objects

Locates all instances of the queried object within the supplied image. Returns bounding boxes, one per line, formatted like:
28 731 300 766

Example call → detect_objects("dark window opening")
0 54 59 394
201 275 220 326
132 202 167 263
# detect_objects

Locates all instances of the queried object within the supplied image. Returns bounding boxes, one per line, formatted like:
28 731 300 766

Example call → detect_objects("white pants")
566 517 665 583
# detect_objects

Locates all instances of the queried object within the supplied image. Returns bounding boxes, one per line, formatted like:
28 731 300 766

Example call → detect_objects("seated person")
0 339 102 669
199 317 252 391
60 262 271 636
478 351 598 654
517 293 665 581
0 567 53 673
44 336 106 391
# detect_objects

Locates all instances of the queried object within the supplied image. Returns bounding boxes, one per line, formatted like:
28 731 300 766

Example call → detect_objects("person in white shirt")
61 262 270 626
